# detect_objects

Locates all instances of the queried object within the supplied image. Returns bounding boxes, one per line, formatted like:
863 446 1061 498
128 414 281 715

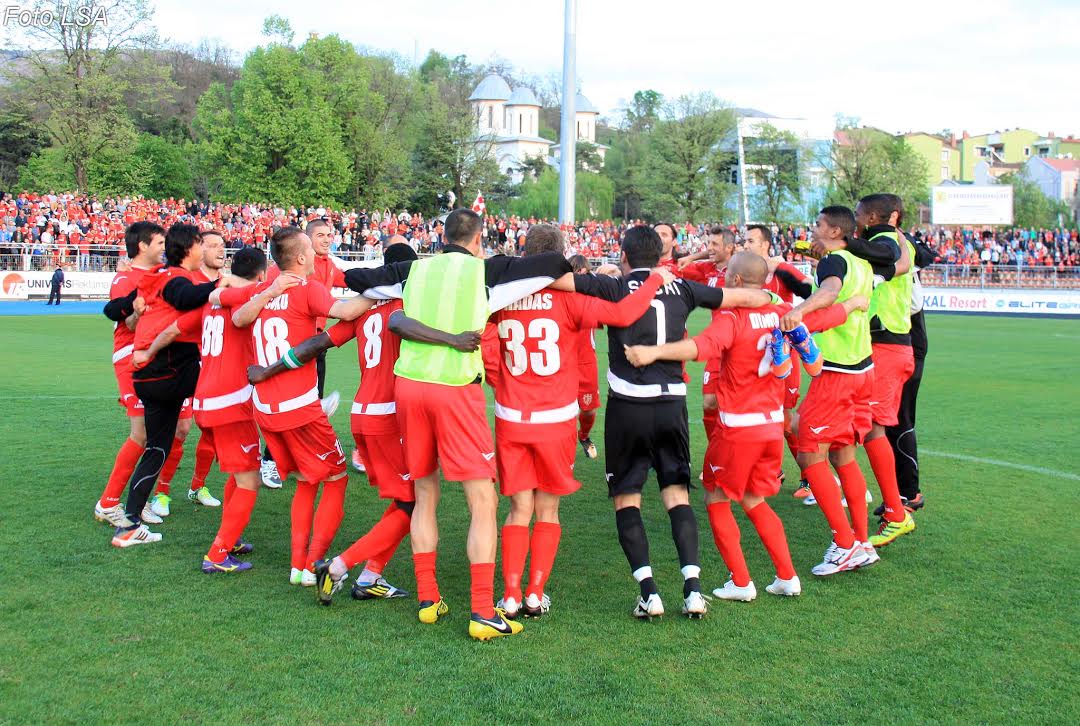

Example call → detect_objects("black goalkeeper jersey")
573 268 726 402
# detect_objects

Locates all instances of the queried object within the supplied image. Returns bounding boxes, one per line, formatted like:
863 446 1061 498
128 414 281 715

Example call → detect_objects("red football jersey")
764 262 809 303
109 265 150 363
490 275 662 441
174 300 256 428
327 299 403 435
223 276 337 432
679 260 725 289
311 254 347 331
694 300 848 441
576 326 597 368
134 266 199 350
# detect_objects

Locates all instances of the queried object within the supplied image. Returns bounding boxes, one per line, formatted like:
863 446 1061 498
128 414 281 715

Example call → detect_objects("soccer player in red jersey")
134 247 292 571
567 254 601 459
223 226 373 585
149 229 226 518
677 226 736 489
491 226 675 619
744 224 814 492
653 222 683 274
96 222 164 528
625 252 867 600
246 244 471 603
109 224 220 546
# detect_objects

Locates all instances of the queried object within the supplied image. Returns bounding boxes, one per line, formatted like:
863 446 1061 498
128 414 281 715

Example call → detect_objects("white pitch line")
921 449 1080 482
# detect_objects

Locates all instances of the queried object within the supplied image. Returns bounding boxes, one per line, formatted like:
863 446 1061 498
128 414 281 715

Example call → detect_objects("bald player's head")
725 251 767 289
385 234 408 248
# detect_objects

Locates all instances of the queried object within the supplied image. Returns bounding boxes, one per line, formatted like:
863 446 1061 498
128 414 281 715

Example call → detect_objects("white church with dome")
468 73 606 183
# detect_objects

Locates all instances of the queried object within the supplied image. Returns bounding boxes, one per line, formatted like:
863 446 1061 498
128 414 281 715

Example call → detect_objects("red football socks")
155 437 185 494
578 411 595 440
865 437 907 523
100 438 143 508
837 460 870 541
306 478 347 567
470 562 496 619
804 461 855 549
703 408 718 438
745 501 796 580
222 475 236 509
526 522 562 601
500 524 530 602
339 503 411 570
706 501 750 587
190 433 215 491
290 480 317 570
413 551 440 602
207 487 257 563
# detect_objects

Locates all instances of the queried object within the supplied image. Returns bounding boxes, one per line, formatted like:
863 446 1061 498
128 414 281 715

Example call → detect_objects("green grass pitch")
1 311 1078 724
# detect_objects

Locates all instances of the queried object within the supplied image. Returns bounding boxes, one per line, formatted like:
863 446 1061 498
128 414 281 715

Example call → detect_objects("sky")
150 0 1079 136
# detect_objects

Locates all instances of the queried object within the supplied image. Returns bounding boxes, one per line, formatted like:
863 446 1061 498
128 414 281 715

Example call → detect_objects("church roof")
468 74 512 101
575 92 599 114
506 86 540 107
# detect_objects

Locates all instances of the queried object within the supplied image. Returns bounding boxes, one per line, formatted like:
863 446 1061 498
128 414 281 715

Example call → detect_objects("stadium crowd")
2 191 1079 273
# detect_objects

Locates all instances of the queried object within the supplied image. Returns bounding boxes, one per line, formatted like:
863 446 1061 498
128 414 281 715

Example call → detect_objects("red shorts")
395 377 496 482
797 369 873 452
495 425 580 497
201 420 261 473
783 363 802 410
263 416 347 484
704 435 784 500
578 363 600 412
701 358 721 396
869 344 915 427
114 361 143 417
352 431 414 502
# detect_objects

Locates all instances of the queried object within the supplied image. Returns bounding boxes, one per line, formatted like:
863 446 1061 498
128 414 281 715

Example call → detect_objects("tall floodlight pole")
558 0 577 224
736 118 750 227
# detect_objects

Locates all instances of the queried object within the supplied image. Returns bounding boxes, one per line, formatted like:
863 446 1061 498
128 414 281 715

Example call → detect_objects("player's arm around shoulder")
584 268 672 328
387 309 481 352
227 275 300 328
781 275 842 331
328 294 375 322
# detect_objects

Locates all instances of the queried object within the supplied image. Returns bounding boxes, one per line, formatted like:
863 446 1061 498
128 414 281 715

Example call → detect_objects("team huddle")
92 197 928 640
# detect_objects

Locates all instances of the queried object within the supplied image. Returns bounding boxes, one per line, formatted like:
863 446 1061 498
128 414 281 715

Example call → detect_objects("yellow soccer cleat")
469 609 524 641
418 599 449 624
869 512 916 547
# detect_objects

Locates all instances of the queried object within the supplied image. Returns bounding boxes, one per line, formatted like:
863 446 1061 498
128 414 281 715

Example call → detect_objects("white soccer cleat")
857 541 881 568
803 491 818 506
300 569 316 587
261 459 282 489
496 596 521 619
321 390 341 417
111 524 162 548
140 504 163 524
523 592 551 618
712 579 758 602
351 449 366 472
633 593 665 619
765 576 802 597
94 502 134 528
188 486 221 507
865 489 874 503
811 542 869 577
150 493 171 518
290 567 303 586
682 591 708 618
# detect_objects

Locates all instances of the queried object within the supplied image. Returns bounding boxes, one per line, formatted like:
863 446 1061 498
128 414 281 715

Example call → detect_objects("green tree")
192 44 350 206
300 36 417 210
1003 174 1073 229
261 15 295 46
639 93 736 221
134 133 193 198
0 107 49 190
576 141 601 172
9 0 158 191
824 126 929 217
17 146 76 192
512 168 612 220
744 122 802 224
